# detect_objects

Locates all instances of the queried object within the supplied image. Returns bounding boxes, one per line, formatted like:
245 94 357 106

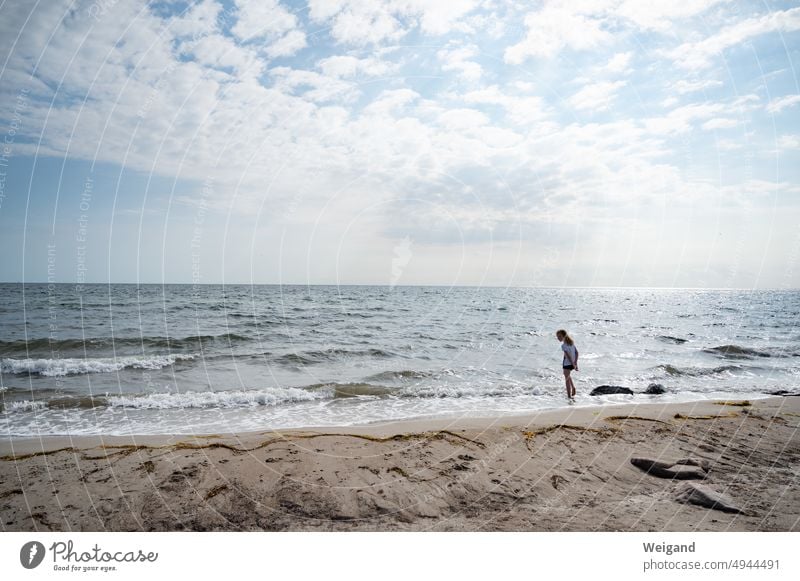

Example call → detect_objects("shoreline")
0 392 783 447
1 397 798 531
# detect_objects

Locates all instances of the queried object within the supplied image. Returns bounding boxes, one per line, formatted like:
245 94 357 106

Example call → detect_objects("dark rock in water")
703 344 770 359
767 390 800 397
645 383 666 394
657 335 688 344
590 385 634 396
674 483 747 514
630 457 709 480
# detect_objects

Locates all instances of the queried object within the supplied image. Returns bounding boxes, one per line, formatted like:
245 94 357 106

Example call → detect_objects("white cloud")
505 5 611 63
406 0 479 35
716 139 744 151
232 0 299 41
503 0 727 64
182 34 264 76
777 135 800 149
645 102 727 134
766 94 800 114
731 94 760 110
671 79 723 95
661 96 679 108
317 55 396 78
569 80 626 112
616 0 727 31
437 108 489 130
307 0 478 46
270 67 358 103
1 0 797 289
462 11 507 39
701 117 738 130
669 6 800 69
169 0 221 39
461 85 548 125
229 0 307 58
363 88 420 115
315 2 405 45
266 29 307 58
437 45 482 82
603 52 632 74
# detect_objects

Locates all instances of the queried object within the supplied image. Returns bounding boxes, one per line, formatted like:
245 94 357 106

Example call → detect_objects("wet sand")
1 397 798 531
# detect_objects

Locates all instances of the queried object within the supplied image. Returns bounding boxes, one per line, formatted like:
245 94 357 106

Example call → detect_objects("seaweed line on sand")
604 415 671 425
673 412 740 420
522 425 618 439
0 430 485 462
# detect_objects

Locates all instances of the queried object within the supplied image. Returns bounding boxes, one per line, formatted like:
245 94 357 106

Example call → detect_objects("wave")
655 364 751 377
363 370 434 382
703 345 771 359
1 386 327 413
107 387 325 409
406 383 531 399
657 335 688 344
0 334 254 356
298 379 525 400
772 346 800 358
271 348 399 367
47 395 109 409
2 400 48 413
0 338 93 355
1 392 110 411
1 378 533 414
0 354 195 377
327 383 397 398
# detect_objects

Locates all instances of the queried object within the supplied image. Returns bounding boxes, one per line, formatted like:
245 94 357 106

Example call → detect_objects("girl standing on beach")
556 329 578 400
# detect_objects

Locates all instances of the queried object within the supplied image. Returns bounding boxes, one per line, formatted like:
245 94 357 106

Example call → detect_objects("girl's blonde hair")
557 329 574 345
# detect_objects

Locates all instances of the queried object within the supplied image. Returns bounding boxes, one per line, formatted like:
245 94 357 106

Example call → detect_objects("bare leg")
563 369 574 399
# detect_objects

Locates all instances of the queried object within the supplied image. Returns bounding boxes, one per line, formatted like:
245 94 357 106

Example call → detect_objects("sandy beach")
1 397 798 532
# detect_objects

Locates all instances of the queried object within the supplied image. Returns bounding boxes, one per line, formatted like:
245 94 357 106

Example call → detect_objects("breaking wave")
106 387 325 409
1 354 195 377
0 334 252 356
703 345 771 359
655 364 752 377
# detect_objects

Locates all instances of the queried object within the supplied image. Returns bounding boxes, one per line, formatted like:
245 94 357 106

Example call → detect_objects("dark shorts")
563 365 575 371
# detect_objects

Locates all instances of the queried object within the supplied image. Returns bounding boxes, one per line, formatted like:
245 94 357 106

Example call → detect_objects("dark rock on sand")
630 457 709 480
674 482 747 514
590 385 634 396
767 390 800 397
645 383 666 394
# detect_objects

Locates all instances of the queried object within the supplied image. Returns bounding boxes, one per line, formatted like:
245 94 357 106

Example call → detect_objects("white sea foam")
107 387 328 409
0 354 195 377
5 400 48 413
406 382 535 399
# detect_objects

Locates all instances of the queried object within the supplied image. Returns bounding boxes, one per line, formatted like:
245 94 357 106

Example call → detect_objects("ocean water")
0 284 798 436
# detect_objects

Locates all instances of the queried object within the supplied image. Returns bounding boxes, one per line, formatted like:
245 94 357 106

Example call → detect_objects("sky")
0 0 799 288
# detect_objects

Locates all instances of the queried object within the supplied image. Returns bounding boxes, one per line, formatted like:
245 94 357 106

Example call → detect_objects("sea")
1 284 798 436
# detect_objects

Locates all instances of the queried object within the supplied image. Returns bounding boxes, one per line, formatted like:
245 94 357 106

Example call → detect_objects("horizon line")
2 281 797 291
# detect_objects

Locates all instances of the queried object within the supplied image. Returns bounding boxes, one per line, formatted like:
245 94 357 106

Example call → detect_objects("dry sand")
1 397 798 531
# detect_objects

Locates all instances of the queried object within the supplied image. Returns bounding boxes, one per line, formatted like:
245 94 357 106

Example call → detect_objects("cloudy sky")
0 0 798 287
